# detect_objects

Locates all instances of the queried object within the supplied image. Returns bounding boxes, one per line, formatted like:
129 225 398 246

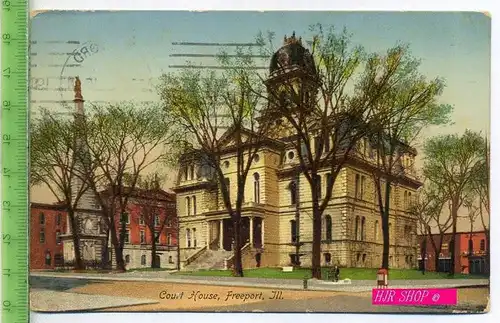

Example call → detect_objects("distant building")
35 77 179 271
173 33 420 271
418 231 488 274
100 187 178 269
30 203 67 270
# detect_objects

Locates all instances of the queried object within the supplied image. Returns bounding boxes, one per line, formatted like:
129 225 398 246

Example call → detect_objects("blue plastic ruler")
1 0 29 322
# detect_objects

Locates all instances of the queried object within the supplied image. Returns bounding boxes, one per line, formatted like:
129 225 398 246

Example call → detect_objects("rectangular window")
56 230 61 245
154 215 160 226
186 197 191 216
167 233 172 245
360 176 365 200
121 212 129 224
224 178 230 199
192 196 197 215
155 231 160 243
39 213 45 225
40 229 45 243
324 136 330 153
56 214 61 226
166 218 171 227
124 229 130 244
314 136 323 156
480 239 486 251
354 174 360 199
441 243 449 250
140 230 146 244
139 214 145 225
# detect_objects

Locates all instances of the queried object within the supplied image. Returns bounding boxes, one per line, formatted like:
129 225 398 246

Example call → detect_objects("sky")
29 11 491 206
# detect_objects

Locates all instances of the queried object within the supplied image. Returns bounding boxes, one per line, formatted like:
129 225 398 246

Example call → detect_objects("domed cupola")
269 32 317 76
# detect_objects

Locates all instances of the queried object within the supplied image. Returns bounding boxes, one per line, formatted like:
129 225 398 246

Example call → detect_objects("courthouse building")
174 33 421 270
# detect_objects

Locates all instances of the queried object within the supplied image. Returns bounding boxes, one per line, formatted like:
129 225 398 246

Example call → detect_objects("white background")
1 0 498 322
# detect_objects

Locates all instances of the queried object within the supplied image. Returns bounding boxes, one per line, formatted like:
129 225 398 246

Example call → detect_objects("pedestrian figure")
334 265 340 282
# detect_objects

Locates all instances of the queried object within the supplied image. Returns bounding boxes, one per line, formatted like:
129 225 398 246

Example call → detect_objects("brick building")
173 33 420 271
102 187 179 269
30 203 68 270
418 231 488 274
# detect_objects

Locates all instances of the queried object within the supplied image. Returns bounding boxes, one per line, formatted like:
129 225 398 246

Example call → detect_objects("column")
261 219 265 247
219 220 223 249
206 221 210 248
249 217 254 247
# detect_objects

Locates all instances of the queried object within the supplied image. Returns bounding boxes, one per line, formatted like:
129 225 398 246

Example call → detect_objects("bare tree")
423 130 486 275
135 173 176 268
411 185 450 273
159 49 272 277
254 25 440 278
365 59 452 269
77 102 181 271
30 108 98 270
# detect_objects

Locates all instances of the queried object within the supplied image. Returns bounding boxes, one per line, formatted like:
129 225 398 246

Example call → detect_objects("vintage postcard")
28 11 490 314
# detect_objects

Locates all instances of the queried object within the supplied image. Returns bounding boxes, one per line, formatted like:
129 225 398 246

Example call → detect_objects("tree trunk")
449 200 458 276
109 222 126 271
232 213 243 277
67 209 85 270
421 237 427 275
101 228 110 269
381 210 390 269
381 180 392 269
485 230 490 275
151 231 157 268
311 201 322 279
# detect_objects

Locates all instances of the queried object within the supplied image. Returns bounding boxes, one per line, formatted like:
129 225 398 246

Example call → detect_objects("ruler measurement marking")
1 1 29 323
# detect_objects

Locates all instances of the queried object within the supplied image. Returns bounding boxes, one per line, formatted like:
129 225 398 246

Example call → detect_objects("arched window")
361 217 366 241
290 220 297 243
374 220 379 242
408 192 412 206
193 228 197 247
324 253 331 264
189 165 195 180
192 195 197 215
186 229 191 248
354 216 359 240
55 230 61 245
141 255 146 265
45 251 51 266
325 215 332 241
183 167 188 181
314 174 322 199
253 173 260 203
289 181 297 205
186 197 191 216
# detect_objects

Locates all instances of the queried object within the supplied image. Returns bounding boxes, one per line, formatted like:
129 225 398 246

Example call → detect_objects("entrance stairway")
183 249 233 271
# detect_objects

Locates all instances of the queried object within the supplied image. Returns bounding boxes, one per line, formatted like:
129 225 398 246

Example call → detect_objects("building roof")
269 32 317 76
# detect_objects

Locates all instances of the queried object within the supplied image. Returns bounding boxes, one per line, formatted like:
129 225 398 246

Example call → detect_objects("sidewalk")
30 271 489 292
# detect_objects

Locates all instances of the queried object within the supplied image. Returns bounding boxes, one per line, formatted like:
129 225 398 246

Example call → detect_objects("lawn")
174 267 487 280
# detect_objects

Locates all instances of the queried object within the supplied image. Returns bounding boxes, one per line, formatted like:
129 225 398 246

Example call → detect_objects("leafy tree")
30 108 92 269
135 173 176 268
366 56 452 269
158 49 272 277
77 102 181 271
255 25 441 278
423 130 486 275
468 136 489 272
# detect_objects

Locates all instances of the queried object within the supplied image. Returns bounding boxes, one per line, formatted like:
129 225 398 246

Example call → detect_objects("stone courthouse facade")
174 34 421 270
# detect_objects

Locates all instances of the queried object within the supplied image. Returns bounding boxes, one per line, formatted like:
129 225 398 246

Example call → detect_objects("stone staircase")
183 249 233 271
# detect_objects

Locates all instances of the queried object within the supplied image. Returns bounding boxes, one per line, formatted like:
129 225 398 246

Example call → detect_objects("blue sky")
30 11 490 138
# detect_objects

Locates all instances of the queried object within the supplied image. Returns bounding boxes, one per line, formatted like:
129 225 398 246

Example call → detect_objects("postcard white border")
7 0 500 322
